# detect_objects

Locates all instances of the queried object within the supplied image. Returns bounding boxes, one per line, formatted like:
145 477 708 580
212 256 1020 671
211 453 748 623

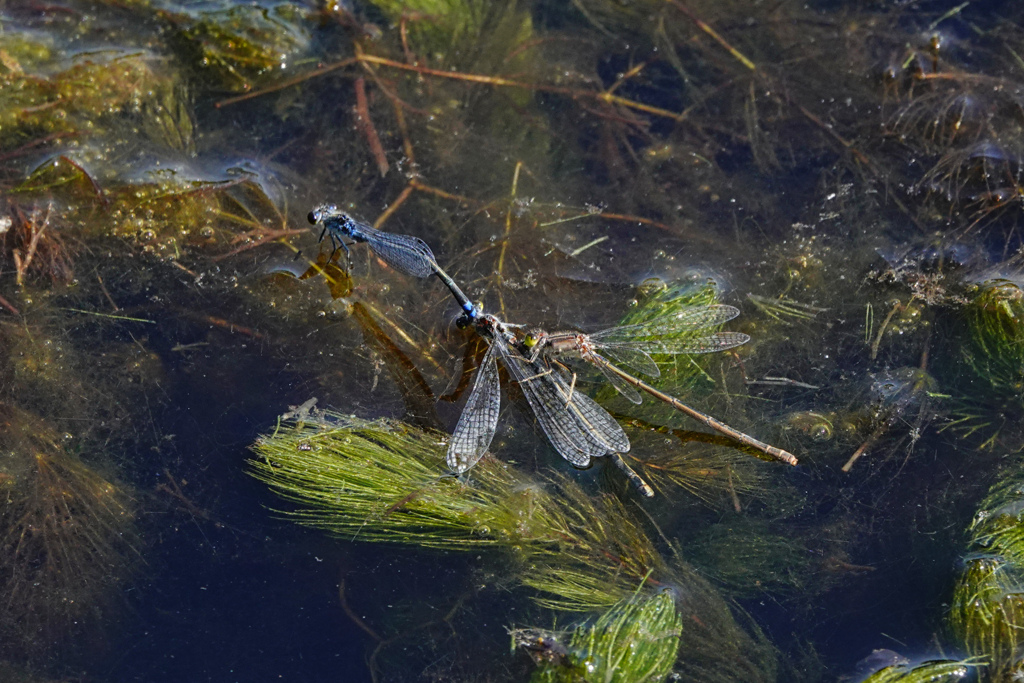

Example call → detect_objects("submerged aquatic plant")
950 461 1024 680
162 2 313 93
252 413 670 607
599 279 731 414
0 50 189 155
514 590 682 683
0 405 140 656
251 413 779 678
685 516 805 597
944 279 1024 449
250 413 543 549
857 659 974 683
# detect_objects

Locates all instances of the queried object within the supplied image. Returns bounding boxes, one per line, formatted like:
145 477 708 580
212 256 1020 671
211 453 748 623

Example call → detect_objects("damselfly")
517 307 798 466
448 310 654 497
307 205 476 318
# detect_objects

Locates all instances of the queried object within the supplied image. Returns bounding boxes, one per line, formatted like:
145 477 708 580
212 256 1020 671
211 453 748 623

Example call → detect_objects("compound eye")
522 334 537 348
307 210 318 225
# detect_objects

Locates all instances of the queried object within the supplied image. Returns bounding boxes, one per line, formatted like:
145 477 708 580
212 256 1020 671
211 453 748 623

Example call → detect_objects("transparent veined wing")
591 304 742 344
359 228 438 278
447 343 501 473
498 340 630 466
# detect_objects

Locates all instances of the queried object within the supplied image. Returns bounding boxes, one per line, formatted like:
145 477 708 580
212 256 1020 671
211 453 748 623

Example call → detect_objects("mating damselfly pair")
308 205 798 497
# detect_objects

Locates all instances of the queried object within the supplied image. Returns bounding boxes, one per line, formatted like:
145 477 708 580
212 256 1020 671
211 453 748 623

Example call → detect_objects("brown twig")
0 293 19 315
666 0 757 71
211 228 306 261
373 185 414 229
354 77 390 176
215 58 358 108
338 577 383 642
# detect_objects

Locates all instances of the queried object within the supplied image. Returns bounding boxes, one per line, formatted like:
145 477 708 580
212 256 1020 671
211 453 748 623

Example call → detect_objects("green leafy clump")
252 414 679 606
950 462 1024 680
163 2 313 93
252 413 686 607
962 280 1024 396
0 52 190 154
944 279 1024 448
517 483 669 611
365 0 533 73
597 279 725 413
250 414 779 680
250 414 543 549
0 405 140 657
516 591 682 683
686 517 806 597
858 659 974 683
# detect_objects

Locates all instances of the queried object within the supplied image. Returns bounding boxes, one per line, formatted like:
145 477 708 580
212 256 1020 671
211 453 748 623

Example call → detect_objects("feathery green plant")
251 413 780 678
686 517 805 597
858 659 974 683
950 460 1024 680
251 413 678 606
516 591 682 683
944 279 1024 449
163 2 313 93
250 414 543 549
596 280 727 418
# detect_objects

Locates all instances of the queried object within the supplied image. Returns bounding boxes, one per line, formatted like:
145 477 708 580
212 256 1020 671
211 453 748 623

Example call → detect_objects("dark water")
2 0 1024 681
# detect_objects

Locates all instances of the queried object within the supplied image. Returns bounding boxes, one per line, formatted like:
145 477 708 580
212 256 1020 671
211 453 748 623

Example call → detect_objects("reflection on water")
3 0 1024 680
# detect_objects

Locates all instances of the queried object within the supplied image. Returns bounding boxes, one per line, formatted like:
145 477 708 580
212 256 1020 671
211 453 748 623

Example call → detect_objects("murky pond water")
3 0 1024 681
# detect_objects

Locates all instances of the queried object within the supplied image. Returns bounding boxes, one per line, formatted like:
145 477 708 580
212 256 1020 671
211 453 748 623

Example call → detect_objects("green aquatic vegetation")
0 33 52 73
102 173 265 252
686 517 806 597
367 0 491 52
0 52 186 154
250 414 538 549
950 554 1024 679
0 405 140 657
518 483 667 611
670 575 778 683
962 280 1024 396
949 463 1024 680
943 279 1024 449
252 413 669 606
631 439 772 507
162 2 313 93
858 659 974 683
14 164 286 257
516 591 682 683
253 414 668 607
607 279 724 405
252 414 778 680
366 0 534 75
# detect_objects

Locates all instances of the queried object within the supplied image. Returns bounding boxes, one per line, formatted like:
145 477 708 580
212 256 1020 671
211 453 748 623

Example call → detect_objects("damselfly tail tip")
612 453 655 498
776 449 798 466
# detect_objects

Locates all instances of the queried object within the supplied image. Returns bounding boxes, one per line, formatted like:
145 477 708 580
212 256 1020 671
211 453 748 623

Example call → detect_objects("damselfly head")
521 329 546 348
307 204 339 225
